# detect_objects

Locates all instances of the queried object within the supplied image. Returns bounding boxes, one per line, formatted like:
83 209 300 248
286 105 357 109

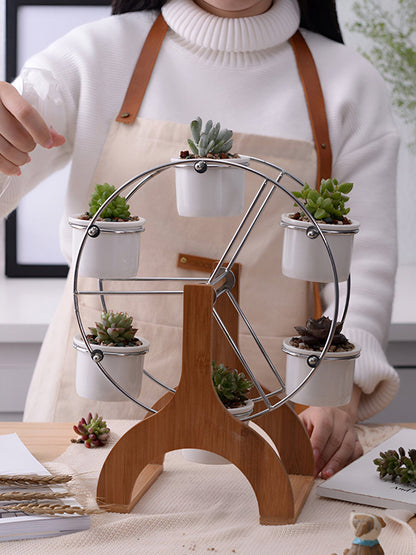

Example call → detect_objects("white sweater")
0 0 400 419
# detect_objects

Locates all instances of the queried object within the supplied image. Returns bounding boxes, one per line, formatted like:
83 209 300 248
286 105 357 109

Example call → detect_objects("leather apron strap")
115 13 327 317
116 13 168 124
289 31 332 188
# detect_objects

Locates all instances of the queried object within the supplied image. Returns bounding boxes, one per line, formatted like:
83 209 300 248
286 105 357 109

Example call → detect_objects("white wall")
337 2 416 266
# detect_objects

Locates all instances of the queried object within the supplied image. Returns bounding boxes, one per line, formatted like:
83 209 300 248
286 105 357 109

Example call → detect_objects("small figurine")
342 511 386 555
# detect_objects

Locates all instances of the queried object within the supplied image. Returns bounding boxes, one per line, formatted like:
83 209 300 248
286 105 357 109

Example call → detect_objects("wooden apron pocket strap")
177 253 225 274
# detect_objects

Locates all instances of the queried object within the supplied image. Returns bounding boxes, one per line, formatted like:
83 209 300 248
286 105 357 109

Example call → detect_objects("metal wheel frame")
72 156 352 419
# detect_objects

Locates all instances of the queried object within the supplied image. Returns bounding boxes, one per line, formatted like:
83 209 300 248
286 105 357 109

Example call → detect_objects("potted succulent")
281 178 359 283
172 116 250 217
68 182 145 278
182 361 254 465
73 310 149 402
282 316 360 407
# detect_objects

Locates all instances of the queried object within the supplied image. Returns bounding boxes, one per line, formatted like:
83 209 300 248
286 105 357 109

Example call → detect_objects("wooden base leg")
96 284 314 524
254 402 314 476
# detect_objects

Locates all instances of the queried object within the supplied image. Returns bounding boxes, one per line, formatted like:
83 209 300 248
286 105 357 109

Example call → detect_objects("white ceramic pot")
282 338 360 407
281 214 359 283
182 399 254 465
68 216 145 279
73 334 149 402
172 156 250 217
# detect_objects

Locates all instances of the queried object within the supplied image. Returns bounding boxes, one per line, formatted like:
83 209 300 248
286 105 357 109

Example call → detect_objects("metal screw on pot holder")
72 156 350 419
306 226 319 239
194 160 207 174
91 349 104 362
307 355 319 368
88 225 100 238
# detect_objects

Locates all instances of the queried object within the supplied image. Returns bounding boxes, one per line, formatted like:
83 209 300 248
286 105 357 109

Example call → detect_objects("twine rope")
0 491 69 501
0 474 72 487
0 501 102 515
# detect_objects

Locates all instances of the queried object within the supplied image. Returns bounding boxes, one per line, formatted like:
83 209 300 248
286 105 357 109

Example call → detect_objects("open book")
317 428 416 512
0 433 90 542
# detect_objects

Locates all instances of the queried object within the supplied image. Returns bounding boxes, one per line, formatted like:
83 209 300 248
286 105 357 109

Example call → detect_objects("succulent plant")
183 117 234 158
72 412 110 448
88 311 139 346
88 182 131 221
374 447 416 485
292 178 353 223
212 361 253 408
291 316 353 351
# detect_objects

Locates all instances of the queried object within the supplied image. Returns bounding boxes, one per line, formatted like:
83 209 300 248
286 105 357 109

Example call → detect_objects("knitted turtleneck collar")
161 0 301 53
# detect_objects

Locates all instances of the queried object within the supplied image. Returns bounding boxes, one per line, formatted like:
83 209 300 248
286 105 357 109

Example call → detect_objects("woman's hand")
298 385 364 478
0 81 65 176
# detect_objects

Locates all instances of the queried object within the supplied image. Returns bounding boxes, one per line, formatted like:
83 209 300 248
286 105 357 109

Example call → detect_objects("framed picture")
5 0 111 277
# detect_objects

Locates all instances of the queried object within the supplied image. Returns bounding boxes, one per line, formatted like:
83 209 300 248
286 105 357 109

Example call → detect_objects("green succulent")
88 311 139 346
72 412 110 448
374 447 416 486
212 361 253 408
292 178 353 223
186 117 234 158
88 183 131 221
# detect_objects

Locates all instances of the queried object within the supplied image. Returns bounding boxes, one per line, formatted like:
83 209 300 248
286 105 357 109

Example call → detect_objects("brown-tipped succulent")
87 311 140 347
374 447 416 485
72 412 110 448
212 361 253 408
291 316 354 352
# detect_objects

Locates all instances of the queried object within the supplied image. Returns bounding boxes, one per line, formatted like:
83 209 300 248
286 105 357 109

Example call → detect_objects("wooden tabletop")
0 422 74 463
2 422 415 463
1 422 415 532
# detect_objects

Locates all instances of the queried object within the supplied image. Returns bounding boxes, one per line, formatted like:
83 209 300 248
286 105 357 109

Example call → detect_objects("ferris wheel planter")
68 183 145 278
281 214 359 283
283 338 361 406
72 311 150 402
71 142 361 524
281 178 359 283
69 216 145 278
172 156 249 217
73 335 149 401
172 117 249 217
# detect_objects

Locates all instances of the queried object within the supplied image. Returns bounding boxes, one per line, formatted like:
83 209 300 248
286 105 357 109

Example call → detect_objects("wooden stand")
97 280 314 524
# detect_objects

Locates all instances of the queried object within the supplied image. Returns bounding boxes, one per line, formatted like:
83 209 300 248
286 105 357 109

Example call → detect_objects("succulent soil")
179 150 241 159
85 334 143 347
289 336 355 352
77 212 140 222
289 211 352 225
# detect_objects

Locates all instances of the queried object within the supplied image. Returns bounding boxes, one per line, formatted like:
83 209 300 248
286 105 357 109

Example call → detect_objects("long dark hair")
111 0 343 43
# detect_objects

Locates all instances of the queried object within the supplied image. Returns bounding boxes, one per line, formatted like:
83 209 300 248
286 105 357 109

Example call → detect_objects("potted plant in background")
182 361 254 465
281 178 359 283
172 116 250 217
68 182 145 278
348 0 416 154
282 316 360 406
73 310 149 402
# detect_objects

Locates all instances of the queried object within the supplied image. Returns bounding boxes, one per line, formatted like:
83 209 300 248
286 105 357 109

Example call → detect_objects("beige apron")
24 19 331 422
